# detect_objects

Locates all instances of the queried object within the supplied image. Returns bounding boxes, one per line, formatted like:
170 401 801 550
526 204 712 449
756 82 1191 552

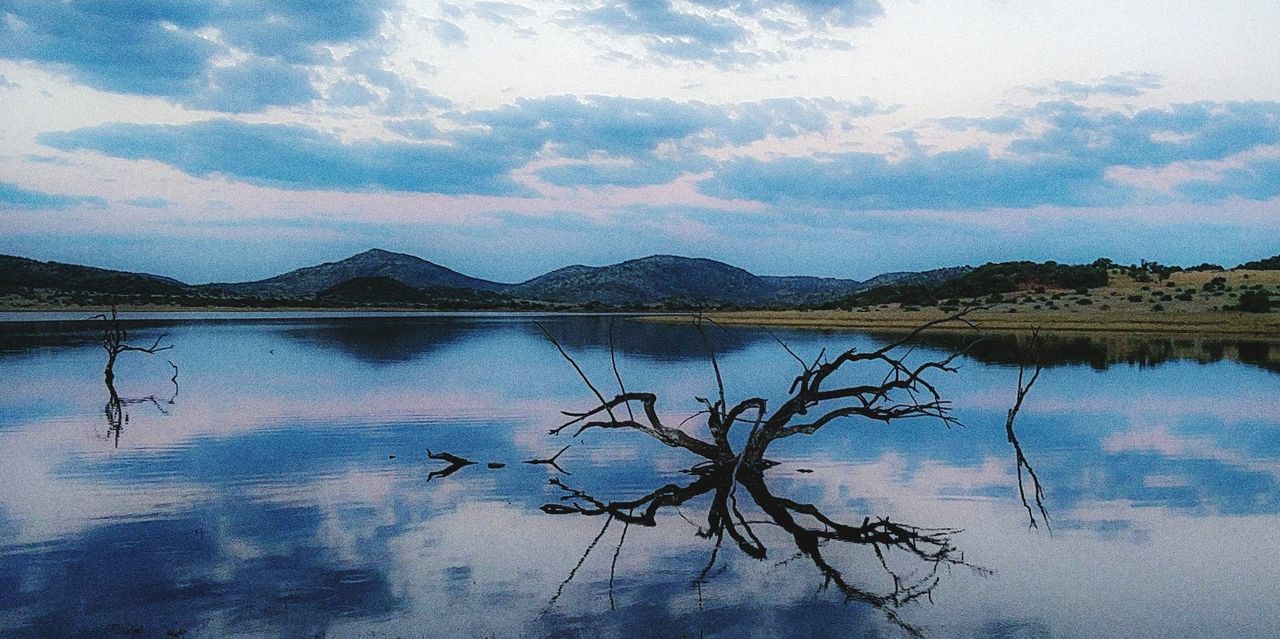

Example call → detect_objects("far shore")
645 308 1280 337
3 303 1278 338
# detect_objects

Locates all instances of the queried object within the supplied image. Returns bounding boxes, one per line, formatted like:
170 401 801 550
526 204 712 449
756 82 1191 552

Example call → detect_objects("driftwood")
539 309 979 468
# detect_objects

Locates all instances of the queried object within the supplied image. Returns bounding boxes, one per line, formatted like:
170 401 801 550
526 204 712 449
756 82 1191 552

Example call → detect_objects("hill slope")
508 255 859 306
205 249 505 298
0 254 189 295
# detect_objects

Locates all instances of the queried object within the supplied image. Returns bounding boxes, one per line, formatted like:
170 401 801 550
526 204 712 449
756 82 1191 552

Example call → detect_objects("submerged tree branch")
1006 330 1050 530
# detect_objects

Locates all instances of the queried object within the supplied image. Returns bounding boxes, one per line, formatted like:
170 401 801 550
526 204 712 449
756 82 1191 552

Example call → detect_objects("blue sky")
2 0 1279 283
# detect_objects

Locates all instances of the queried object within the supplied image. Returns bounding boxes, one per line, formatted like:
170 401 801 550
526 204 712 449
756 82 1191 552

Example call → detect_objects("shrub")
1234 290 1274 313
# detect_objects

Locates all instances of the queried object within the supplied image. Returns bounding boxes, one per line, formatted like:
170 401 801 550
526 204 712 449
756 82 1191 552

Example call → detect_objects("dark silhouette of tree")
541 311 978 469
91 306 176 446
536 311 1050 635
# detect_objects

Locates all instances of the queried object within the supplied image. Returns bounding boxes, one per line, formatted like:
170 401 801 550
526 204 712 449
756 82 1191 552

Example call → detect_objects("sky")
2 0 1280 284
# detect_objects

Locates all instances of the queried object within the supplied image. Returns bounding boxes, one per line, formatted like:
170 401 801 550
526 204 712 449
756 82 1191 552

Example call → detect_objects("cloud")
0 73 18 88
0 182 105 209
700 149 1133 209
1010 100 1280 168
39 120 534 196
937 116 1024 135
0 0 389 111
431 19 469 47
536 156 714 188
459 95 882 187
1179 156 1280 202
122 197 172 209
189 58 319 112
565 0 749 66
1034 72 1165 100
36 95 883 194
702 100 1280 210
472 1 536 28
561 0 882 66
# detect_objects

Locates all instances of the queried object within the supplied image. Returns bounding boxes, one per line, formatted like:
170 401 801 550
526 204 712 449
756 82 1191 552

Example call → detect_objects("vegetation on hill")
821 261 1109 309
1233 290 1274 313
0 254 187 295
315 276 516 308
1239 255 1280 270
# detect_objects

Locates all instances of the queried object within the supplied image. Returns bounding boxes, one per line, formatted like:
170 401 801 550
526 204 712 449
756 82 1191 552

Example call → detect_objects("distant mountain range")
2 248 1276 310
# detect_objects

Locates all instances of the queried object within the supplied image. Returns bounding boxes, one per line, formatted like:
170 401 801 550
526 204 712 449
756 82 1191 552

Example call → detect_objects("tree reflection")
541 464 984 637
536 312 1052 636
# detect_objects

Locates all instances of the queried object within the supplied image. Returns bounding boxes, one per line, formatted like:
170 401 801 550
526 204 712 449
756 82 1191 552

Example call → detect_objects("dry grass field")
657 269 1280 336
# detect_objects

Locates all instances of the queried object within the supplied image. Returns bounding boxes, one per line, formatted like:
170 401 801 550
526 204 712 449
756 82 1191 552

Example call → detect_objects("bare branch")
607 319 634 422
524 444 573 475
1006 330 1050 530
536 321 615 424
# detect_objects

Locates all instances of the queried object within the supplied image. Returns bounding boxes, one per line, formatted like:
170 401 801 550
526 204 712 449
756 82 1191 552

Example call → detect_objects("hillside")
508 255 869 306
509 255 771 305
824 261 1110 308
6 249 1272 312
205 249 505 298
315 276 514 308
0 254 189 296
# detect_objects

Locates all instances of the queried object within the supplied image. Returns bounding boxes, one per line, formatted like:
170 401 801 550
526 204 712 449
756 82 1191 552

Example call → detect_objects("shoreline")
2 304 1278 337
646 309 1280 337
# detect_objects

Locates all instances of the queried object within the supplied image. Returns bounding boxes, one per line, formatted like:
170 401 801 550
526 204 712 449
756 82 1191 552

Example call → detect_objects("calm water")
1 314 1278 638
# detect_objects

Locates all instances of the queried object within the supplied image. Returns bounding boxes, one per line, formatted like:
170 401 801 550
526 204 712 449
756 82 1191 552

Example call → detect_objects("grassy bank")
654 269 1280 336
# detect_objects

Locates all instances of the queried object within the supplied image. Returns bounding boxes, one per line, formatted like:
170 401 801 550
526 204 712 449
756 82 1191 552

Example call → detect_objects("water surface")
1 314 1278 638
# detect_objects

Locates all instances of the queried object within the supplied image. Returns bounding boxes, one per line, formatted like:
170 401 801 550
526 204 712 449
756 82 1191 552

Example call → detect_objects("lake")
1 313 1278 638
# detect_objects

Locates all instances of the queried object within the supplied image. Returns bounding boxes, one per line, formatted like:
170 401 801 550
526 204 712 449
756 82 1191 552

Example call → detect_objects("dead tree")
542 309 978 470
538 310 1049 635
92 306 172 403
91 306 176 447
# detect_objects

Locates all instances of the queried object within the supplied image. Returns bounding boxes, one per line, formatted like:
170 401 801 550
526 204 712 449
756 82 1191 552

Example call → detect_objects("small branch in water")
426 449 476 481
523 444 572 475
167 361 179 404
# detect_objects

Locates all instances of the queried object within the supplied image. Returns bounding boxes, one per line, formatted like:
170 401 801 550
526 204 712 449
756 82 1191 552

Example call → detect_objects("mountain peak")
209 248 504 296
348 248 414 260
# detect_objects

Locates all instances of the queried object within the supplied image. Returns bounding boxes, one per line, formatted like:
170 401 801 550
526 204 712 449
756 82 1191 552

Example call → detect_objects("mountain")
856 266 974 290
0 254 189 295
0 248 1003 309
204 249 505 298
508 255 862 306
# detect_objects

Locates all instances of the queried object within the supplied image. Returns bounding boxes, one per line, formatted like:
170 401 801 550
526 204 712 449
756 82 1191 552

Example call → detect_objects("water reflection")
1 314 1279 638
544 464 980 637
912 330 1280 374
